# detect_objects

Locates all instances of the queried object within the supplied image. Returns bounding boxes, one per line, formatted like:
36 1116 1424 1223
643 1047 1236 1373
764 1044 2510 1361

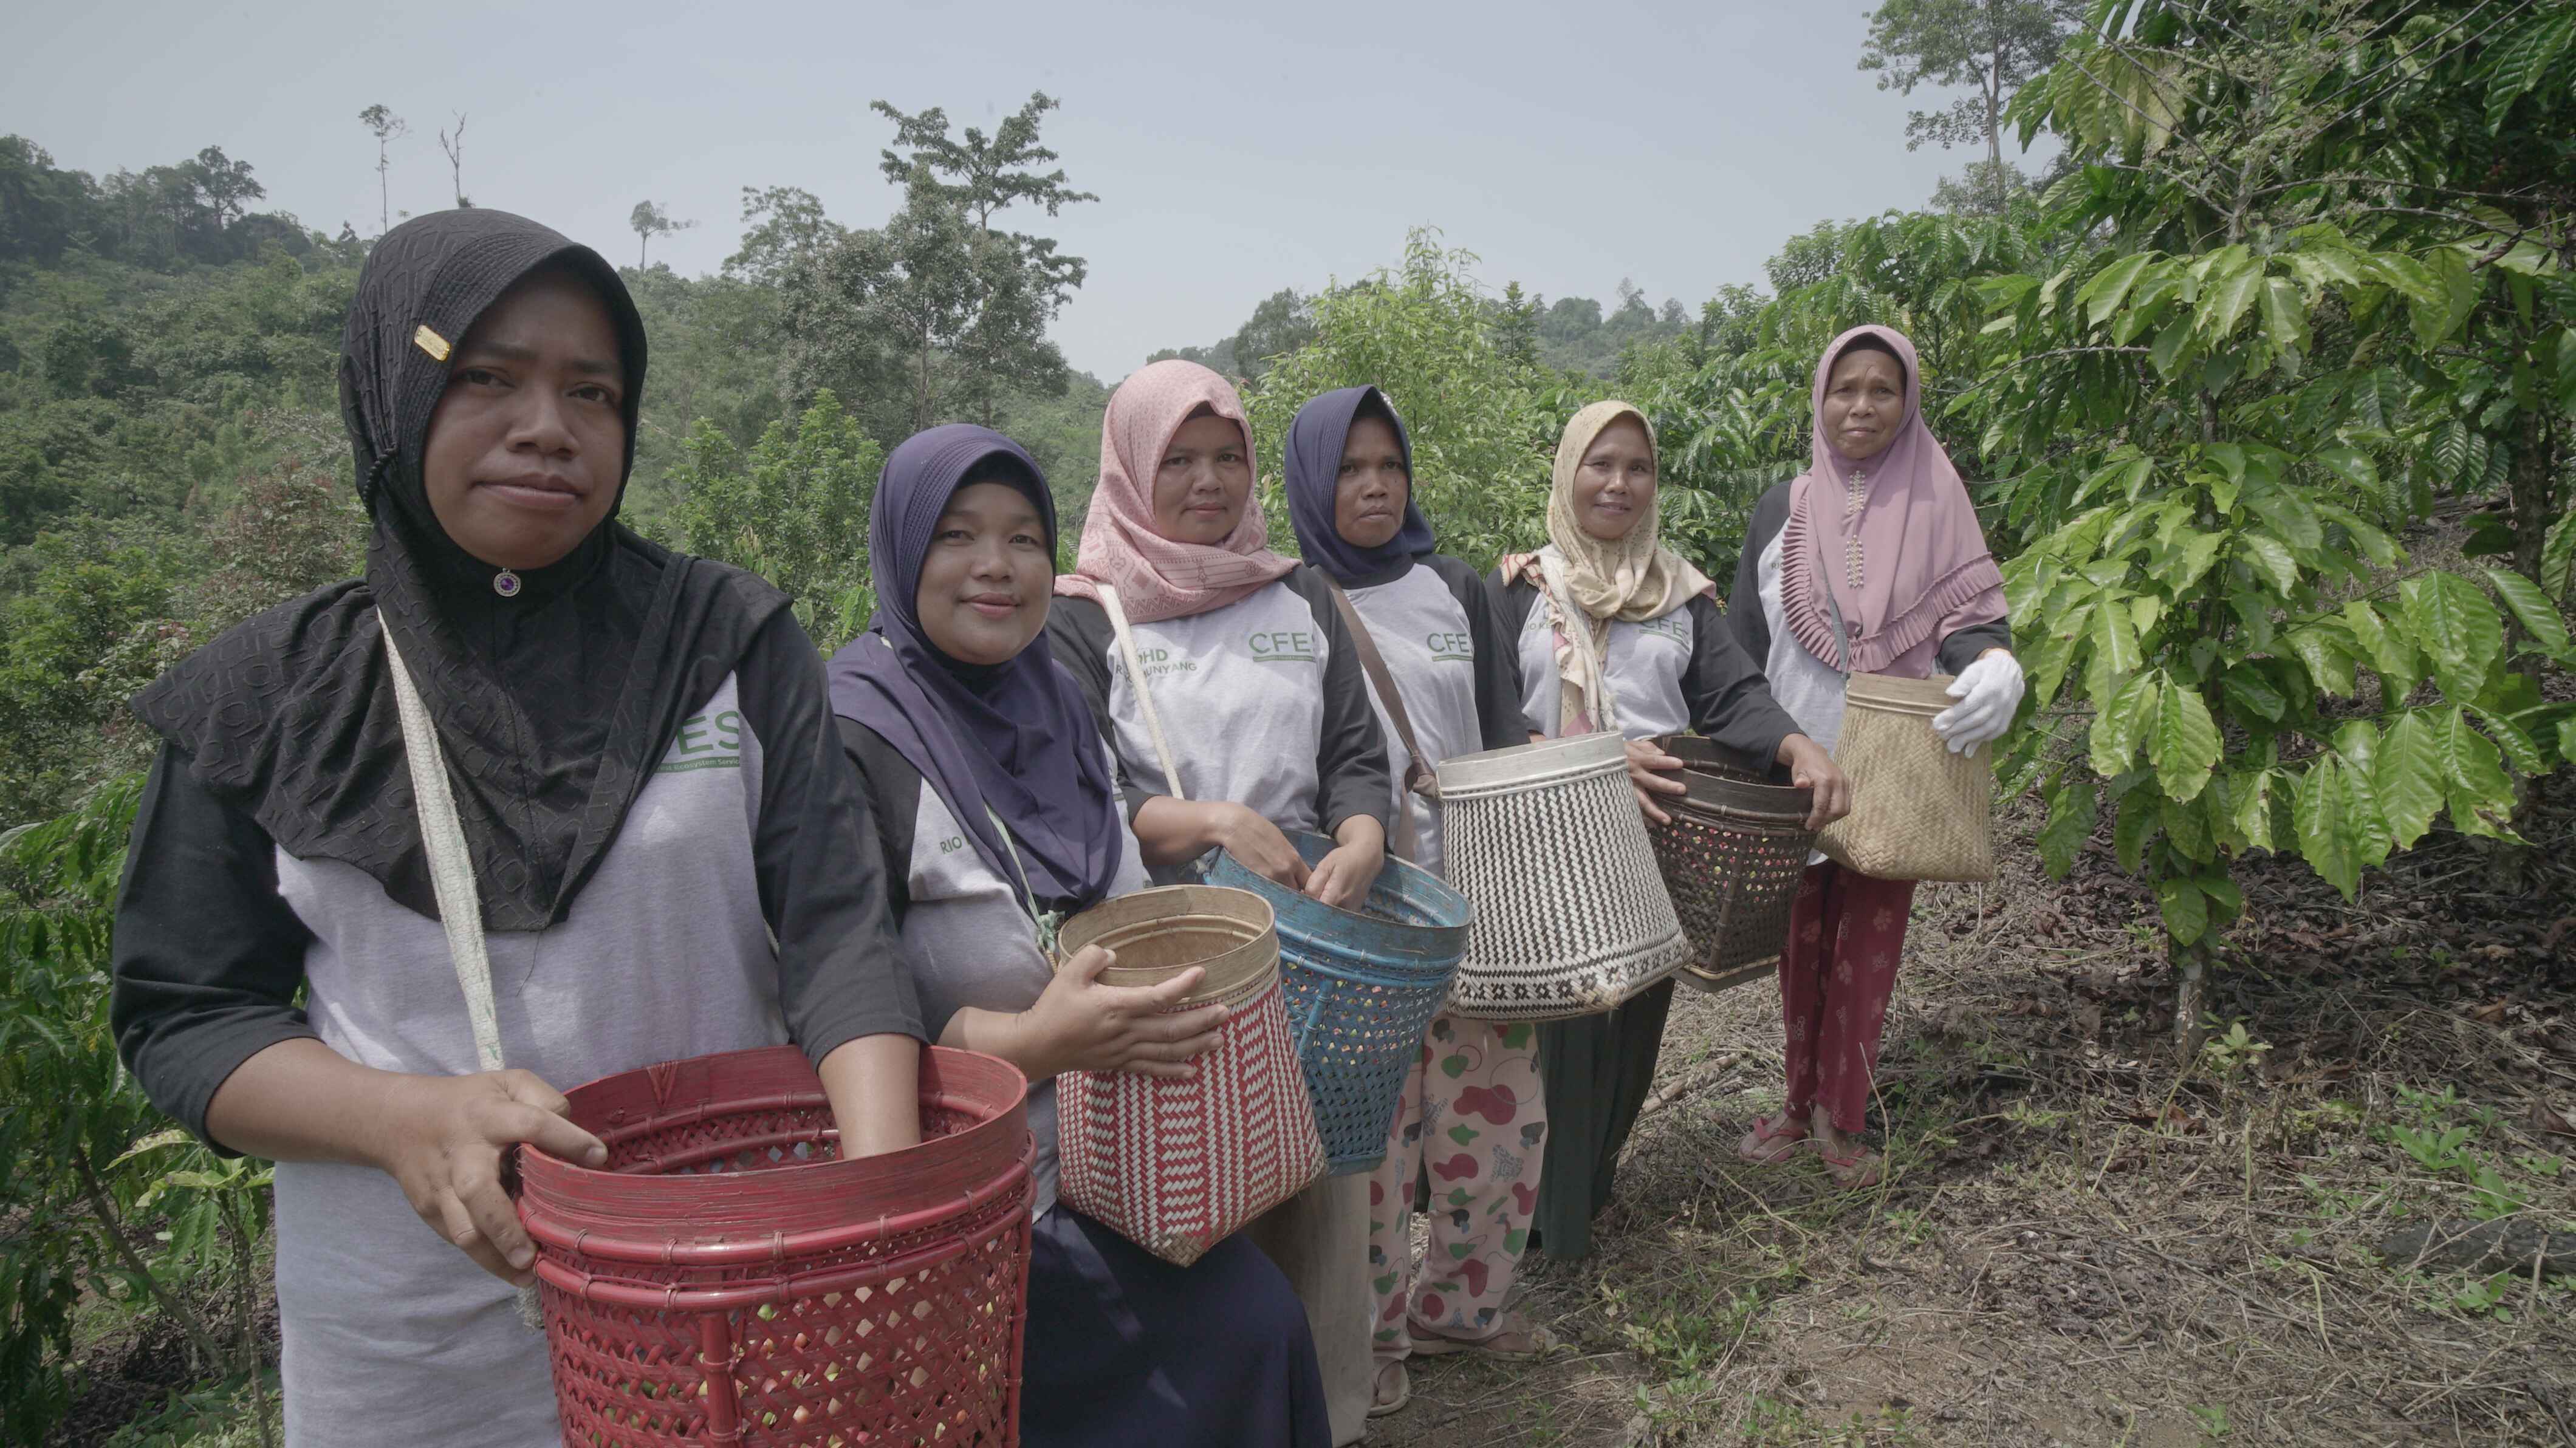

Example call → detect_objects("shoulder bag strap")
382 615 545 1330
1096 584 1187 802
1322 578 1434 862
380 615 504 1074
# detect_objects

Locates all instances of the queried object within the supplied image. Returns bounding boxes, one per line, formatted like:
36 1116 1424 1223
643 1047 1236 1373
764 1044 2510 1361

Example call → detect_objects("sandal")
1369 1359 1410 1418
1809 1139 1883 1189
1737 1113 1809 1165
1408 1316 1559 1362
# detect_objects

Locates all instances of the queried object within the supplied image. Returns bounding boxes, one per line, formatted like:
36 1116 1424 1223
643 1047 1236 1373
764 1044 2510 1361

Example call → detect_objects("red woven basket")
517 1044 1035 1447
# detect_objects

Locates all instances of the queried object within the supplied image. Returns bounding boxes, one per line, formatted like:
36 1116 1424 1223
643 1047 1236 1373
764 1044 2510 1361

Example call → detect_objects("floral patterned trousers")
1778 861 1917 1135
1366 1014 1546 1360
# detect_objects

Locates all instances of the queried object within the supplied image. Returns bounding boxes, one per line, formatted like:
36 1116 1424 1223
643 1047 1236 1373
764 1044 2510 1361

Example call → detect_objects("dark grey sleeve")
1488 568 1539 640
1682 594 1800 765
1729 483 1793 664
1936 618 2016 674
835 717 920 924
1043 597 1153 821
1428 554 1534 749
111 745 321 1155
1285 567 1395 836
733 612 925 1066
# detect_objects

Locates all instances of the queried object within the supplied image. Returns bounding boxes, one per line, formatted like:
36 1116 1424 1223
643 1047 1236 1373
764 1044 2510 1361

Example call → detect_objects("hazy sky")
4 1 2026 381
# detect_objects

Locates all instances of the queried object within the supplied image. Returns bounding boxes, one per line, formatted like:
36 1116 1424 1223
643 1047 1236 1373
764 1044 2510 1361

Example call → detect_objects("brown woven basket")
1646 735 1817 994
1815 672 1996 883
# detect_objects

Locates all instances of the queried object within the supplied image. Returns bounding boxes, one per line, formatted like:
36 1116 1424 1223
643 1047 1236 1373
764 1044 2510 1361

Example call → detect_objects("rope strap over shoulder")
1323 578 1436 863
380 615 504 1074
1097 584 1188 803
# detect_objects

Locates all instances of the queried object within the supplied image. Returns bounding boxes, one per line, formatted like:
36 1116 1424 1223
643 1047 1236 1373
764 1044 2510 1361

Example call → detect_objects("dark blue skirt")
1020 1206 1329 1448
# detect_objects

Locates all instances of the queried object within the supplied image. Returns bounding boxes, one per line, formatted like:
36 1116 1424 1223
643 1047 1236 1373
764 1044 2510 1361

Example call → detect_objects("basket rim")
1841 670 1959 715
1433 729 1625 793
1055 884 1279 1003
1205 831 1471 965
516 1045 1029 1230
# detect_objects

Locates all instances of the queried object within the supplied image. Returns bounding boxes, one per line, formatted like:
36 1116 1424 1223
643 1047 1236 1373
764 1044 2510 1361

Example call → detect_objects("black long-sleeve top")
1490 570 1801 765
111 610 923 1150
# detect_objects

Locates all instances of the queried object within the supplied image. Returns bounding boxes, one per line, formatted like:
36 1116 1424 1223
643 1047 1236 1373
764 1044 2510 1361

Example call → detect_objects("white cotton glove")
1932 651 2024 754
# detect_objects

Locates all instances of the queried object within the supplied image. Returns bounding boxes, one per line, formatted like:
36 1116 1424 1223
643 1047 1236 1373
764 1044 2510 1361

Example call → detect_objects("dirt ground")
1367 775 2576 1447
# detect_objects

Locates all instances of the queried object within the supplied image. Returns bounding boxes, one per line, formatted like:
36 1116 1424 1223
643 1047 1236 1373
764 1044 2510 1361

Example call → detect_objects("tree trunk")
2171 932 2212 1059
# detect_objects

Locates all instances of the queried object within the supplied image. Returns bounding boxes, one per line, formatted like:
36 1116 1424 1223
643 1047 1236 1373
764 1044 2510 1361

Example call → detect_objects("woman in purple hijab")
829 423 1327 1448
1724 326 2023 1189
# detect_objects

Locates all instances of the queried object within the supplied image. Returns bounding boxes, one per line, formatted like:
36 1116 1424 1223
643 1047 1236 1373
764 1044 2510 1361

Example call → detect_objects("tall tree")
1859 0 2084 211
436 113 470 209
724 185 847 285
357 105 405 234
628 200 694 268
869 92 1094 424
778 171 981 440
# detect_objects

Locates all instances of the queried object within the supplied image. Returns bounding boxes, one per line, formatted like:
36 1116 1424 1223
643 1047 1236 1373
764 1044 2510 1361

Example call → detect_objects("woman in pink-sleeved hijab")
1722 325 2022 1189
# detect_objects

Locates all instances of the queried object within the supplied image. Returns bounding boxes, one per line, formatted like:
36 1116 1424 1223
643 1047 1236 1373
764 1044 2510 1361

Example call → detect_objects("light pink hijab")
1779 325 2006 680
1056 359 1297 624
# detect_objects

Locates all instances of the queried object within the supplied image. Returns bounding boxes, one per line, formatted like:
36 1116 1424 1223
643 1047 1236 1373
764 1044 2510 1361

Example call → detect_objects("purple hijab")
827 424 1124 917
1282 385 1436 584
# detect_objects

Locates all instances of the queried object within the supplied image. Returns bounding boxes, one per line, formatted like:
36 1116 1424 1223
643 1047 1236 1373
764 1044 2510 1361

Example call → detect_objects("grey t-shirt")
1340 555 1532 879
1492 547 1799 766
1048 569 1392 852
889 734 1149 1218
270 675 787 1448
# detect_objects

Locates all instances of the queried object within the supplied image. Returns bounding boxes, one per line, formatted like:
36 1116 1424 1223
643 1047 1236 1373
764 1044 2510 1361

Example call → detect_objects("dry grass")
1370 774 2576 1447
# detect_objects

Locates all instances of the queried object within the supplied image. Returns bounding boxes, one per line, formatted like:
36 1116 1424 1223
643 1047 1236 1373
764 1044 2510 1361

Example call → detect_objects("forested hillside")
5 1 2575 1443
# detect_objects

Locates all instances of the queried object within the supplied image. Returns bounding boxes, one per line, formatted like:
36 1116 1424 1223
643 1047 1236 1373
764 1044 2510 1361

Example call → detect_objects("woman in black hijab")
110 209 925 1447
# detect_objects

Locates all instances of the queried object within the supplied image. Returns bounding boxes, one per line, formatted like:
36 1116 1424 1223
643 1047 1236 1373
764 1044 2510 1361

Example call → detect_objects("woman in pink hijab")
1724 326 2023 1188
1046 358 1391 1445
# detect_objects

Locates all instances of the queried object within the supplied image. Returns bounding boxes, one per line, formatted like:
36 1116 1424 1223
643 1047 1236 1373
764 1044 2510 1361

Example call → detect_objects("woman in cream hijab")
1489 400 1848 1260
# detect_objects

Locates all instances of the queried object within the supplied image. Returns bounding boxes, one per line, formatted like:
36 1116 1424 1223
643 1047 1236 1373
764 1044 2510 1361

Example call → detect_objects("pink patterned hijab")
1055 359 1297 624
1779 325 2006 680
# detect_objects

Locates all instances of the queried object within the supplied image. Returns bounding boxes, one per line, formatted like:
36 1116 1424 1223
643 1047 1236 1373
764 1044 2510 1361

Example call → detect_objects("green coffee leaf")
2473 707 2546 776
2157 876 2208 946
2080 252 2158 327
2261 276 2309 354
2219 666 2285 722
2232 768 2278 854
2085 603 2143 711
2285 626 2356 697
2408 570 2503 702
2236 531 2300 596
2089 671 2161 777
2199 258 2264 343
2036 776 2098 879
2293 758 2363 900
2150 678 2221 802
2372 711 2443 849
2483 567 2572 660
2432 706 2517 839
2341 599 2419 694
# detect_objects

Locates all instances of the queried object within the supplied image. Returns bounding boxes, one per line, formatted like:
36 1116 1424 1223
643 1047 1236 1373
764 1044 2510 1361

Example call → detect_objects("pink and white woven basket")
1052 885 1324 1266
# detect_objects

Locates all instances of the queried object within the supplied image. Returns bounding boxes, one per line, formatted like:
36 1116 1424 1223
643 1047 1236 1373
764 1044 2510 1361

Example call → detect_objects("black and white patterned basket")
1434 731 1691 1021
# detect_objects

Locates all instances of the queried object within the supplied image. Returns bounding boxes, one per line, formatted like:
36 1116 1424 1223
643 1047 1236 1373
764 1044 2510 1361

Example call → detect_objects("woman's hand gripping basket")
1052 885 1326 1265
1205 834 1471 1175
516 1043 1035 1447
1646 734 1817 994
1433 731 1692 1020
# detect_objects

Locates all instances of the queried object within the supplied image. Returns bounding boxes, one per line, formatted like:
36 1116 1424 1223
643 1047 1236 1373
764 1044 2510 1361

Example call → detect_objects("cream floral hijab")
1505 401 1714 733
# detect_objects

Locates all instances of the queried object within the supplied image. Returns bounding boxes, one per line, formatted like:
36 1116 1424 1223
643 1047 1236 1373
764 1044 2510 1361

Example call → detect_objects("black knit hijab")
134 209 786 931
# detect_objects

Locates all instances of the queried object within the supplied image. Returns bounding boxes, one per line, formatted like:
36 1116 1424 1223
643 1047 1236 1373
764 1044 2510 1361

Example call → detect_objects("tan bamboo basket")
1816 672 1996 883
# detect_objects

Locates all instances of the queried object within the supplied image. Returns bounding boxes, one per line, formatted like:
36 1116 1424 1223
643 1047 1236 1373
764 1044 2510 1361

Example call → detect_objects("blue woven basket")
1202 835 1472 1175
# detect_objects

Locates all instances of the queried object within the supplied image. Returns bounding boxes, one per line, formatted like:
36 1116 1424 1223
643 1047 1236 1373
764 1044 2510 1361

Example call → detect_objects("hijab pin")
493 569 522 598
413 324 451 362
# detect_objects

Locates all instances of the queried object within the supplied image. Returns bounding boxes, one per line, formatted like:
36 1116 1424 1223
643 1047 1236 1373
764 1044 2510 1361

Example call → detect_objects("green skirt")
1530 979 1674 1260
